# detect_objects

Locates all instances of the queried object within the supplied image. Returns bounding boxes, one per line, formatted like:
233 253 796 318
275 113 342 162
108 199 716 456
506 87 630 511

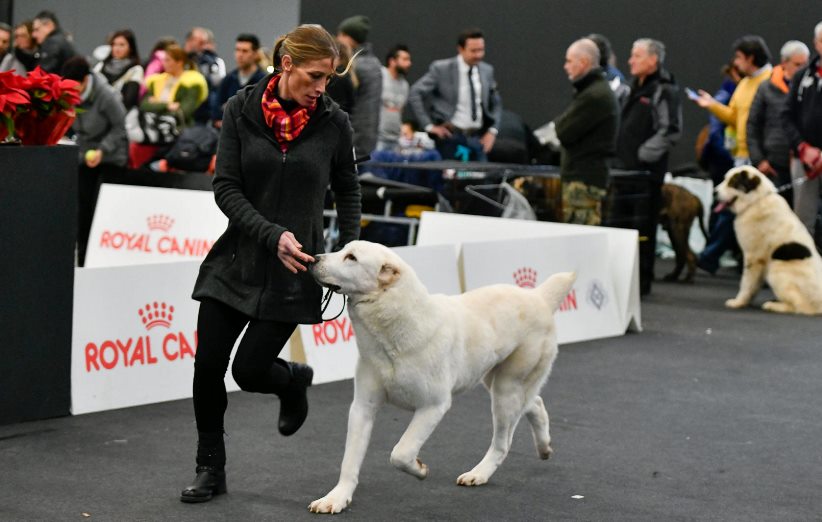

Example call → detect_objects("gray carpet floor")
2 260 821 521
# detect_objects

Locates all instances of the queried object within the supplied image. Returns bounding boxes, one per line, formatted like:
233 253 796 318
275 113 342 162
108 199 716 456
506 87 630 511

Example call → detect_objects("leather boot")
278 362 314 436
180 431 227 503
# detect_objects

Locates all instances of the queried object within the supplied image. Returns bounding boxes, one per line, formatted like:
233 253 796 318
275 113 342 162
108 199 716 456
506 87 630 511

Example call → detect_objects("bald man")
551 38 619 225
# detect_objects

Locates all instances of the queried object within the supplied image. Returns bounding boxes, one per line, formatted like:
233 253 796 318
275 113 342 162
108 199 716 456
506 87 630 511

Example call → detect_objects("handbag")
126 108 180 145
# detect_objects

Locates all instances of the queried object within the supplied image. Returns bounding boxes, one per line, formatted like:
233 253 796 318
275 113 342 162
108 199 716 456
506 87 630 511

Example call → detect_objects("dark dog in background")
659 184 708 283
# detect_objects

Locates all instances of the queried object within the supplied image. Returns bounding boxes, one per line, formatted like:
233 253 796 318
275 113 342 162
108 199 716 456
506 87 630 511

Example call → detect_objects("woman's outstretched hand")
278 231 315 274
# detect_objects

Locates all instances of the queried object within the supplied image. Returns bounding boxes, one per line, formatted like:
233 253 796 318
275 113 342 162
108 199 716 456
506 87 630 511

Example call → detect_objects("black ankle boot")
180 431 227 503
278 362 314 436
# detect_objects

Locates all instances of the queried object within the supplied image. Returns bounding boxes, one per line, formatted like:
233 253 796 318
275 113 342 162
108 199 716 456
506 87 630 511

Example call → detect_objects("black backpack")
165 125 219 172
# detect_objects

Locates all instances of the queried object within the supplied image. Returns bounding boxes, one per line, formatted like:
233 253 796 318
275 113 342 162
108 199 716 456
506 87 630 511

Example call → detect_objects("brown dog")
659 183 708 283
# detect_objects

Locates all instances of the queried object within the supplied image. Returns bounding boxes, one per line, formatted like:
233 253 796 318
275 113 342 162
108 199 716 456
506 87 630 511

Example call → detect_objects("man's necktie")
468 66 478 121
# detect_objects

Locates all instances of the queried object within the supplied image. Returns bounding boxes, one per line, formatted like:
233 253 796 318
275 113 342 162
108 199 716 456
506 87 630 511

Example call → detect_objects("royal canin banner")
461 234 623 344
296 244 462 384
417 212 641 339
71 261 268 414
84 184 228 268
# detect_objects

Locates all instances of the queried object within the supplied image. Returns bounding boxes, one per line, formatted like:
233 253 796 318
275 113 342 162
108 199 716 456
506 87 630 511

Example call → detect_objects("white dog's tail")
538 272 577 311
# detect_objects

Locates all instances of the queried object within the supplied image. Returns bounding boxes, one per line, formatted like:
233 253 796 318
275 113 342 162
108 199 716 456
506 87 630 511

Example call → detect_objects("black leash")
320 287 347 321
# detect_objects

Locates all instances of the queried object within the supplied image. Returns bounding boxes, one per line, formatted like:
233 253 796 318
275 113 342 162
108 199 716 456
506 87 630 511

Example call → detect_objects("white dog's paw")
725 298 747 309
390 455 429 479
456 471 489 487
308 493 350 514
537 443 553 460
413 458 429 479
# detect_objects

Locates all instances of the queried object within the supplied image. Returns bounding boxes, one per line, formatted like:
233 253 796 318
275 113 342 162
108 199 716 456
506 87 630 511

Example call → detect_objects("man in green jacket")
551 38 619 225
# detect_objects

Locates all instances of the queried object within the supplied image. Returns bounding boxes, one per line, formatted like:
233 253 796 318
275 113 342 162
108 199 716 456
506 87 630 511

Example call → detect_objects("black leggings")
193 298 297 432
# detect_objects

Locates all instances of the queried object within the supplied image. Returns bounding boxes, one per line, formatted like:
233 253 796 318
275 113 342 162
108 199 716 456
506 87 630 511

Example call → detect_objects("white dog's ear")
378 263 400 289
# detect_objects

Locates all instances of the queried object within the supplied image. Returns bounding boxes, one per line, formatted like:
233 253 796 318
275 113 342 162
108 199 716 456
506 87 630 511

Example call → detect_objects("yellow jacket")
142 70 208 127
708 66 771 159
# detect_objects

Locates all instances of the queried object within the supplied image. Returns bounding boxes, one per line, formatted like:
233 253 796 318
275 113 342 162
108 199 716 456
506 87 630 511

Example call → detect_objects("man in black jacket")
551 38 619 225
29 10 76 74
616 38 682 294
781 21 822 239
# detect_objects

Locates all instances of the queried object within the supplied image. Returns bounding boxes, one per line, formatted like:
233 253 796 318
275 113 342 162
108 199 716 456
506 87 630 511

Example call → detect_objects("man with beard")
408 28 502 162
693 35 772 274
377 44 412 151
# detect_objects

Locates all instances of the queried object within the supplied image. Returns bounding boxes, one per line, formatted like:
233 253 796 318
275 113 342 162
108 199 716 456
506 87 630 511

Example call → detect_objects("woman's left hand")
277 231 315 274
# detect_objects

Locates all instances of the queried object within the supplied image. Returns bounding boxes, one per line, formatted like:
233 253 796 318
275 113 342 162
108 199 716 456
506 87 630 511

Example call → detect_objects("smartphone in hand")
685 87 700 101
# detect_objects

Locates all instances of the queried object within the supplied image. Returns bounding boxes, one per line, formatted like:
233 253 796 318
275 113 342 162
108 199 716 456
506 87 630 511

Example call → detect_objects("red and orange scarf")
260 74 315 152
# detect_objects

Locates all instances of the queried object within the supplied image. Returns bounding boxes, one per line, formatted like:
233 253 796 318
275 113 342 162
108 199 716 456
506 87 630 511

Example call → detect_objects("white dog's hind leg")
389 401 451 479
457 380 526 486
762 300 795 313
770 282 822 315
309 371 384 514
524 395 553 459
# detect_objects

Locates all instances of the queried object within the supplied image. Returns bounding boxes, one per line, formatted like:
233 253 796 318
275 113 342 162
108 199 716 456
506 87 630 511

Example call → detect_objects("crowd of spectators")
1 10 821 286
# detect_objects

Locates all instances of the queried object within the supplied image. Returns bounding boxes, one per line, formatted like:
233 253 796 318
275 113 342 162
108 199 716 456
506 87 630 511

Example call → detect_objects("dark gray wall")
13 0 300 69
0 0 11 24
302 0 822 166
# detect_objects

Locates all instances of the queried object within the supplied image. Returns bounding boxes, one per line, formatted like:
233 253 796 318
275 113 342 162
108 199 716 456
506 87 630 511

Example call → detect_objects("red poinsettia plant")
0 67 82 145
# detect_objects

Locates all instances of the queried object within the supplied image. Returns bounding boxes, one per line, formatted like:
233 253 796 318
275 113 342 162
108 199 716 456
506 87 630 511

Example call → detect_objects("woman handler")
181 24 361 503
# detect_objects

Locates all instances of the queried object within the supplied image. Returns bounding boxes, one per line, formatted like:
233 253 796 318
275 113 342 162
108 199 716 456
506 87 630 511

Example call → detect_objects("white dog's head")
310 240 410 298
715 165 777 214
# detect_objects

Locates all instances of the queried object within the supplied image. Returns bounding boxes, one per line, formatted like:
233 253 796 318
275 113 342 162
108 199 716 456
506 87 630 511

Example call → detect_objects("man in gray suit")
408 28 502 161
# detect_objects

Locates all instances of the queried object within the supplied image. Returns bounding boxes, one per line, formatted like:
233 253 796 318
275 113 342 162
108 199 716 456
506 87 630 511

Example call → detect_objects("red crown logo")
138 301 175 330
147 214 175 232
513 267 537 288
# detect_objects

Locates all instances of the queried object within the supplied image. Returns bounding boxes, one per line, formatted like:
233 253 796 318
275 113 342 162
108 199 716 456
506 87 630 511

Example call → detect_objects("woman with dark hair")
93 29 144 109
180 23 361 503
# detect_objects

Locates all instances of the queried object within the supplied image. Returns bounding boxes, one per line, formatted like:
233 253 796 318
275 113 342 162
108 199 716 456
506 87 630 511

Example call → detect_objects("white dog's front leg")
309 372 384 514
726 259 765 308
389 401 451 479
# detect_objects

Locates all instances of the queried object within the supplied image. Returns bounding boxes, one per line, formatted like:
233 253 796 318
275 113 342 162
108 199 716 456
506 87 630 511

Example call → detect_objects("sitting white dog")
308 240 575 513
716 165 822 314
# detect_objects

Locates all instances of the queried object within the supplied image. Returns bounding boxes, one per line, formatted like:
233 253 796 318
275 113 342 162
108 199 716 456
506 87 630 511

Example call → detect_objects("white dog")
716 165 822 314
307 240 575 513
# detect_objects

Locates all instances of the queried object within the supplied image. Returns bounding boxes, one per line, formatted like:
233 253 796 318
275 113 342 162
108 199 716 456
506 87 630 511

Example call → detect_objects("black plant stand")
0 145 77 424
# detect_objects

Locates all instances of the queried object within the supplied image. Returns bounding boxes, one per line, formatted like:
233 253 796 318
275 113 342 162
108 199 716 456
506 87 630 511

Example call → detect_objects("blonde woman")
181 24 361 503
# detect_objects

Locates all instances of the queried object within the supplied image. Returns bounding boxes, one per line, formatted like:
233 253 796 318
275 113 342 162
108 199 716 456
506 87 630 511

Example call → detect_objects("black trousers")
193 298 297 432
639 176 664 294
